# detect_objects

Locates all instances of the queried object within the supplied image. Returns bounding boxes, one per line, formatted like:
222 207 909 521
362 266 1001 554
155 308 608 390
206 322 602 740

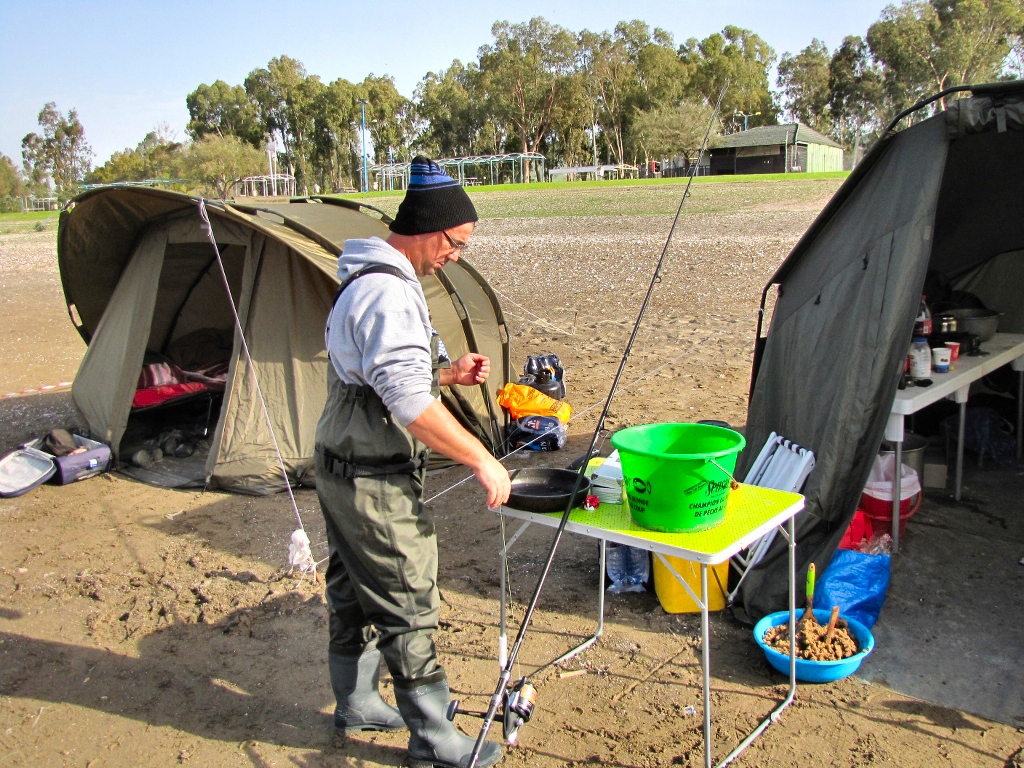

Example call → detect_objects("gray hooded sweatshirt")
326 237 435 427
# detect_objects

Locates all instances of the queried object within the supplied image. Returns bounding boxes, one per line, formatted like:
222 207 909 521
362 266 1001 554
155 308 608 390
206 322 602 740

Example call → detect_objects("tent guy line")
490 287 576 336
422 326 732 507
196 200 306 537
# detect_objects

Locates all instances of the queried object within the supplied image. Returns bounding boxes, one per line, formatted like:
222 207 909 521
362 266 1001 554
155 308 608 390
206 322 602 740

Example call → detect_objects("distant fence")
637 159 710 179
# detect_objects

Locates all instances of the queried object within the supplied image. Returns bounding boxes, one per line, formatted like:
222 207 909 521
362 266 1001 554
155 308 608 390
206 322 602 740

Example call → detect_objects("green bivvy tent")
57 187 510 495
737 81 1024 621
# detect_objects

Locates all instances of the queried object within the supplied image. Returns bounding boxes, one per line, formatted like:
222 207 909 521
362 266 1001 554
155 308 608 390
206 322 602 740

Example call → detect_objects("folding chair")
727 432 815 604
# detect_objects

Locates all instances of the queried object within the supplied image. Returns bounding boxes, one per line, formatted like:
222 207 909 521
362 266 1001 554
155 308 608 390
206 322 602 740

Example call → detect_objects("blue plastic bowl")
753 608 875 683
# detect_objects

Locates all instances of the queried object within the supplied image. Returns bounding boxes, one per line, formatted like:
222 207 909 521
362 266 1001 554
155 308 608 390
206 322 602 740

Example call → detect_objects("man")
316 157 509 768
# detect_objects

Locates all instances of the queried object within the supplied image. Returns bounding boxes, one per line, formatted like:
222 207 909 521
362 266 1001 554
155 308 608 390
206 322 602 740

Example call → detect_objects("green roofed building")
708 123 844 175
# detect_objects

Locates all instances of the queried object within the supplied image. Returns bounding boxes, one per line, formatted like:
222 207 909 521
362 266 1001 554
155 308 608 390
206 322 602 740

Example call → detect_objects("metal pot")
936 309 1000 343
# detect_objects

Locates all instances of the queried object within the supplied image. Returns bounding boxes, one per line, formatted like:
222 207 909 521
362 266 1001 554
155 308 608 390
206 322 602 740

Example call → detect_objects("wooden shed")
708 123 844 175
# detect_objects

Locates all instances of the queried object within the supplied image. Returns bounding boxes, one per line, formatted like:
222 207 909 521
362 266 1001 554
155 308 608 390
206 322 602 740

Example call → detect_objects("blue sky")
0 0 893 167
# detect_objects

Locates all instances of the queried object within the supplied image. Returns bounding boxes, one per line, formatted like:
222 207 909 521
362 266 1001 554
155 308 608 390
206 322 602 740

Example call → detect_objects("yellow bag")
496 383 572 423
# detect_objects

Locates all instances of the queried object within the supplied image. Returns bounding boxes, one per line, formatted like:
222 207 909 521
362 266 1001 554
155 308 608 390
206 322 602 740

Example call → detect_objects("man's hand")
441 353 490 387
406 400 510 508
471 453 511 509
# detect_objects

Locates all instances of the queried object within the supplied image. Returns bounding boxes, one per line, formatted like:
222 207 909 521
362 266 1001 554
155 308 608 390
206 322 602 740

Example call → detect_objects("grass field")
0 210 59 234
346 174 848 219
341 170 849 199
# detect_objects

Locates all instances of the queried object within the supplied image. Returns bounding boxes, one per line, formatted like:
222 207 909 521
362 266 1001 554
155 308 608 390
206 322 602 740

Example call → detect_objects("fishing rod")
461 82 730 766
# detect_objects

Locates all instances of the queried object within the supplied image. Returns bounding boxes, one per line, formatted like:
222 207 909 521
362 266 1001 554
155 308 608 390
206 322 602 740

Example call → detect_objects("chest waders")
316 263 502 766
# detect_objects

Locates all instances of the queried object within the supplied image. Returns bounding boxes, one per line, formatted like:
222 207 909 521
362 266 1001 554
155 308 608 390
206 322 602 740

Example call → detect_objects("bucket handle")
708 457 741 489
908 491 922 517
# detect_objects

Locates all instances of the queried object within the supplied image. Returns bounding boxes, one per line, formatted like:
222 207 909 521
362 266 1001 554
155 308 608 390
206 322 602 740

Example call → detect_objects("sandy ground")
2 184 1023 767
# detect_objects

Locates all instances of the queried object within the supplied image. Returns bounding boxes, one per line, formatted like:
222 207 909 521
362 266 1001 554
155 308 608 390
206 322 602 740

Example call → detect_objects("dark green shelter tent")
738 82 1024 621
58 187 510 494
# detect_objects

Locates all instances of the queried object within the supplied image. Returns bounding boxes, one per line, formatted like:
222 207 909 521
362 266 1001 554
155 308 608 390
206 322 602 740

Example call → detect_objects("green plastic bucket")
610 423 746 532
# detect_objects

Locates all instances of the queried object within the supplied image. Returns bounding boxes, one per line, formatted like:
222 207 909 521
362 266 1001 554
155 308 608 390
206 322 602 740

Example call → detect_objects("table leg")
542 539 605 668
956 400 966 501
702 563 712 768
787 516 797 697
885 412 905 555
1018 370 1023 461
892 439 902 554
715 517 798 767
498 520 532 670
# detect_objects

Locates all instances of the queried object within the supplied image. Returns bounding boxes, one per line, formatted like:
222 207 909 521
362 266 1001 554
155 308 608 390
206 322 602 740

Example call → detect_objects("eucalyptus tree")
777 39 833 131
21 102 93 198
618 21 689 111
546 65 594 168
580 28 637 166
185 80 262 145
243 56 314 182
478 17 579 179
868 0 1024 111
828 36 885 163
415 60 486 158
182 134 267 198
361 74 416 164
583 21 691 166
629 100 721 166
680 26 778 130
0 154 27 211
86 127 186 185
310 78 361 191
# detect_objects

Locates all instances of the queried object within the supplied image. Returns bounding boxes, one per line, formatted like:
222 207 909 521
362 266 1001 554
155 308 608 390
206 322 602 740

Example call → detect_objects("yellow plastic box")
653 554 729 613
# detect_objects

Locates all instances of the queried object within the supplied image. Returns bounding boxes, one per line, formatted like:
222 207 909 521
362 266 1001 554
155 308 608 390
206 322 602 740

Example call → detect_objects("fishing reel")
446 677 538 746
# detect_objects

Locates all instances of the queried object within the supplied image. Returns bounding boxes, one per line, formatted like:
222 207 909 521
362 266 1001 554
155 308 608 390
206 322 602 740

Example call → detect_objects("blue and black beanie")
390 156 478 236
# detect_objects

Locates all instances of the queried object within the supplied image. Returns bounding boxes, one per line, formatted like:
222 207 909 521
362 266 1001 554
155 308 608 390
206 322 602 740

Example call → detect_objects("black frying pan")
506 468 591 513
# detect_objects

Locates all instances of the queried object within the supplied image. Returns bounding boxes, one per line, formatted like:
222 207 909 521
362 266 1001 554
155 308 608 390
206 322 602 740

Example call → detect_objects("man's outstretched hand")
443 353 490 387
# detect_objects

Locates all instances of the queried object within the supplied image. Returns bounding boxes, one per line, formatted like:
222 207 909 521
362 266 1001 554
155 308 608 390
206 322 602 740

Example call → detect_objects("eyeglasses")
442 230 469 252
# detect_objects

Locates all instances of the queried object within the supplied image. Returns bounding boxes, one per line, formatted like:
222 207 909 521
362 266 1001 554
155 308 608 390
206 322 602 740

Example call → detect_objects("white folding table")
887 332 1024 551
495 484 804 768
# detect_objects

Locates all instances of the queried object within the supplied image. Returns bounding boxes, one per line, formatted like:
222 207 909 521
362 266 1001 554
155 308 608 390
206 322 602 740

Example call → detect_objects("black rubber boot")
394 678 502 768
329 648 406 735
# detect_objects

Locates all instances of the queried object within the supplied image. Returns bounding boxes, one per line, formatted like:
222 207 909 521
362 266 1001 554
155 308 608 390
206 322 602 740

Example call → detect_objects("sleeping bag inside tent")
57 187 510 495
737 81 1024 622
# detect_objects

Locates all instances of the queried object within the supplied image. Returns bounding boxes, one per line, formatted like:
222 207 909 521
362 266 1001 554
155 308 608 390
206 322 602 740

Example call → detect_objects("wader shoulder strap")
317 446 427 479
332 264 409 309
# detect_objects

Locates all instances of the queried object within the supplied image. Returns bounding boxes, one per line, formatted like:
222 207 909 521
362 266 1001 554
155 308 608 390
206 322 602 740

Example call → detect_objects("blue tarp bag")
813 548 890 628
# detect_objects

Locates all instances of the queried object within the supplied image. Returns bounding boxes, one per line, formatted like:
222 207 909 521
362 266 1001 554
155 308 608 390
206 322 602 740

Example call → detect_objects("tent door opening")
118 237 247 488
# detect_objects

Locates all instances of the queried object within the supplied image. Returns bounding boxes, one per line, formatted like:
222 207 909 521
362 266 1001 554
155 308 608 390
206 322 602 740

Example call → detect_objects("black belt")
317 446 427 479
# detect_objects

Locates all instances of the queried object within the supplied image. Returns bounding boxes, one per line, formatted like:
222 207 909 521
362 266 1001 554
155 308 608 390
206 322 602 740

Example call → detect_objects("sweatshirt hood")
337 236 418 284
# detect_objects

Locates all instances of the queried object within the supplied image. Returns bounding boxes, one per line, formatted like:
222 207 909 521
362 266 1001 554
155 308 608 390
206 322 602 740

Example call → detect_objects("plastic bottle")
913 295 932 337
605 544 648 593
909 337 931 378
625 545 650 587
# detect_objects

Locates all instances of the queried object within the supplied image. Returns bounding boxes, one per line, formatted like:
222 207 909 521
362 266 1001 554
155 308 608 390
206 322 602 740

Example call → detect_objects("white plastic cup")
932 346 952 373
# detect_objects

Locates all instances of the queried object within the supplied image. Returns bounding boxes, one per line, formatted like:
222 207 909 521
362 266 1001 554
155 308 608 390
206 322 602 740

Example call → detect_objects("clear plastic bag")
863 453 920 502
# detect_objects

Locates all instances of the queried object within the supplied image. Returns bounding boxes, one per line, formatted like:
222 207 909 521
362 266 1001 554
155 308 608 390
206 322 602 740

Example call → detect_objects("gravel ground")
467 210 801 431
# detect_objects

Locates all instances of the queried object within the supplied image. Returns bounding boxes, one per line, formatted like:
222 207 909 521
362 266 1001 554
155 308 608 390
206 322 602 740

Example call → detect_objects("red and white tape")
2 382 73 399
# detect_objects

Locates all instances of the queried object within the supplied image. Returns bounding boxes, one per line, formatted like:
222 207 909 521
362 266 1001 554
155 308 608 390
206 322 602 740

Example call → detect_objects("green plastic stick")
806 562 816 607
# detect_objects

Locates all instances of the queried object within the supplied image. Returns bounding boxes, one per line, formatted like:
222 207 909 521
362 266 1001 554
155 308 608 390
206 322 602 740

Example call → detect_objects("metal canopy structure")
365 153 547 190
233 174 297 198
